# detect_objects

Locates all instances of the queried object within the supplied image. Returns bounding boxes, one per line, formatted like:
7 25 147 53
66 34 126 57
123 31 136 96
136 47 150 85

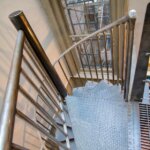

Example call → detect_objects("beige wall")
110 0 128 21
128 0 150 99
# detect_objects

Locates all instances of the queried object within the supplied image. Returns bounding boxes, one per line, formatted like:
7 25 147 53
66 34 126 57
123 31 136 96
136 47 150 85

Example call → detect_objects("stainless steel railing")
53 12 136 100
0 11 70 150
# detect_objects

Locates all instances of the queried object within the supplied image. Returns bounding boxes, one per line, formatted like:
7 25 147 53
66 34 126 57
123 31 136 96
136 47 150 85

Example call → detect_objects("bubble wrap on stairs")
66 80 128 150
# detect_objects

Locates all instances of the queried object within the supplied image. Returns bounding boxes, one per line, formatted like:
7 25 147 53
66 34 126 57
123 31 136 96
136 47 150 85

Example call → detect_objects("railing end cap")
128 9 137 19
9 10 23 19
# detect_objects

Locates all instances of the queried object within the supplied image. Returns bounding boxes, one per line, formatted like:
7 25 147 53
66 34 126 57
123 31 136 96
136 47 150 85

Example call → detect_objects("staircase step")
55 103 78 149
67 96 127 121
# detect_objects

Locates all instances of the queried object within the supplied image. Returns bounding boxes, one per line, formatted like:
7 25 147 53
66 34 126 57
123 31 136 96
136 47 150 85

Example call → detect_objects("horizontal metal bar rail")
53 11 136 100
0 11 70 150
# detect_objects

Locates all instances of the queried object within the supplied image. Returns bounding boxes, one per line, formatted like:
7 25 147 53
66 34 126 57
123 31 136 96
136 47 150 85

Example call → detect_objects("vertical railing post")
110 28 115 83
0 30 25 150
125 10 136 101
121 23 125 90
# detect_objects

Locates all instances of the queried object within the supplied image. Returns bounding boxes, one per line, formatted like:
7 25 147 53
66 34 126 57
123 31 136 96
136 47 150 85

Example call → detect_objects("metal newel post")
0 30 25 150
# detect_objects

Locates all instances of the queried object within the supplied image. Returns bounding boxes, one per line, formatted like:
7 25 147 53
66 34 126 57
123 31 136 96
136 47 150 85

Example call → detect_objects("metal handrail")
0 11 71 150
52 12 136 100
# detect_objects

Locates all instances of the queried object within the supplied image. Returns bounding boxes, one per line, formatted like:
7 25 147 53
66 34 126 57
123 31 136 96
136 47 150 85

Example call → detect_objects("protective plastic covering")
66 80 129 150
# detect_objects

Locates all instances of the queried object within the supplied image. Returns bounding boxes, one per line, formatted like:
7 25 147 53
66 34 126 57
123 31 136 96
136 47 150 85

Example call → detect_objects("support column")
131 4 150 101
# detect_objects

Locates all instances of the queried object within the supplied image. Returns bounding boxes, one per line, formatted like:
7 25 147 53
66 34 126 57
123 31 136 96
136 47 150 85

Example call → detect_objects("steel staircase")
0 8 150 150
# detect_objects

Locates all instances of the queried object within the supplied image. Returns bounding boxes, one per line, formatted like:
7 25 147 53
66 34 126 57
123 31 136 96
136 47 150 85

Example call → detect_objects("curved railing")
53 12 136 99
